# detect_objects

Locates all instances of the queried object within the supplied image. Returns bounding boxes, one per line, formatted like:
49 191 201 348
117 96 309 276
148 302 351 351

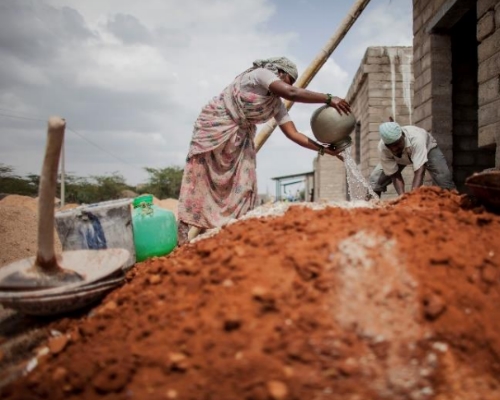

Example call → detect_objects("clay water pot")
310 105 356 152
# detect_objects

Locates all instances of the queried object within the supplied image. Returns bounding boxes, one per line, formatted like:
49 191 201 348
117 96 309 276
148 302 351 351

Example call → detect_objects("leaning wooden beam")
254 0 372 152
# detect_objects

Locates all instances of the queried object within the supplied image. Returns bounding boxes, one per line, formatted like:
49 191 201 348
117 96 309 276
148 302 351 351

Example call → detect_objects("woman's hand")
323 145 344 161
328 96 351 115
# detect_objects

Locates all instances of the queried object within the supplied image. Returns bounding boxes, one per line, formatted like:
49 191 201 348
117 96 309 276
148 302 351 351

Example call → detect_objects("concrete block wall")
313 46 421 201
313 154 346 201
412 0 454 162
413 0 499 180
477 0 500 165
348 46 417 199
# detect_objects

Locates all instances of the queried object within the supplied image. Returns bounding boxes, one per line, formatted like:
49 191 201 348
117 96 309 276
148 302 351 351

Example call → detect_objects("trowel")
465 169 500 212
0 117 129 290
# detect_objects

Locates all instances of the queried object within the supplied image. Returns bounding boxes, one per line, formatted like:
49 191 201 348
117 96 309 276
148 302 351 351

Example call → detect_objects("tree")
0 163 38 196
61 172 133 204
92 172 130 201
140 166 183 199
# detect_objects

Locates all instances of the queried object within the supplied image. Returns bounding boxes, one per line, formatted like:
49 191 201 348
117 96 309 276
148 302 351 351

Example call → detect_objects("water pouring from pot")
310 106 380 201
310 105 356 152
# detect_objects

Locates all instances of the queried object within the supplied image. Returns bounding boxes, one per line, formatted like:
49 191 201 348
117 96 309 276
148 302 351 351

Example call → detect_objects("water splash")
343 147 378 200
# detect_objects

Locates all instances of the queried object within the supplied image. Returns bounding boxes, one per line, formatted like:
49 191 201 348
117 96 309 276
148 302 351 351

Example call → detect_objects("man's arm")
390 171 405 195
412 166 426 190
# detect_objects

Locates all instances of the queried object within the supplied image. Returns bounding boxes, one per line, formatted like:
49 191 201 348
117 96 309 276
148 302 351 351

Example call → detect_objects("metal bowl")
310 106 356 151
0 279 124 316
465 170 500 211
0 248 130 292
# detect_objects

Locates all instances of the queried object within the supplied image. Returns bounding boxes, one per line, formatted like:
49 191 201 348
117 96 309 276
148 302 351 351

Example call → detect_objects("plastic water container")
55 198 136 270
132 195 177 262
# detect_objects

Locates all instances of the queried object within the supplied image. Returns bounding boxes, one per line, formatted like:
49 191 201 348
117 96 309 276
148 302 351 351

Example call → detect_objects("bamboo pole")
254 0 372 152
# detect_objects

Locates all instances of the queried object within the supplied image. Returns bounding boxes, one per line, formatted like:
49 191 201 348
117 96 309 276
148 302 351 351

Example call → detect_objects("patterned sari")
177 70 283 234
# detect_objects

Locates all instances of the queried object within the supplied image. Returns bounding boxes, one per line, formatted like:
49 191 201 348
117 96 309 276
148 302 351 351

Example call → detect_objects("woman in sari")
177 56 351 245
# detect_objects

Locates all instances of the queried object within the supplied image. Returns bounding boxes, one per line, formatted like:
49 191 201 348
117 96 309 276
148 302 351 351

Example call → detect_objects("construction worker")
369 122 456 197
177 56 350 245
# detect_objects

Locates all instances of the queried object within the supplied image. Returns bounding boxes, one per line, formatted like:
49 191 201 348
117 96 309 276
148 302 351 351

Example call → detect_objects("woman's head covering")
379 122 403 144
252 56 298 81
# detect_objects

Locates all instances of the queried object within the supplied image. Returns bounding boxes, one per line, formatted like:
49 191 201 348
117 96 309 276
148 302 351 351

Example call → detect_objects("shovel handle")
36 117 65 268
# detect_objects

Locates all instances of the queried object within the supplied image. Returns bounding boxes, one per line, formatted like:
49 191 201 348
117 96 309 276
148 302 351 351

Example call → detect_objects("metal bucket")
55 199 136 270
310 105 356 152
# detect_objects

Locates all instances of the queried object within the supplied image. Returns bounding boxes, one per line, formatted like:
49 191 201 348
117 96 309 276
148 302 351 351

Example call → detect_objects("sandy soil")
1 187 500 399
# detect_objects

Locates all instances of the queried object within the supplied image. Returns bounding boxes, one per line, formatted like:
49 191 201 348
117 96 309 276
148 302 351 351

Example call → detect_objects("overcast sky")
0 0 412 196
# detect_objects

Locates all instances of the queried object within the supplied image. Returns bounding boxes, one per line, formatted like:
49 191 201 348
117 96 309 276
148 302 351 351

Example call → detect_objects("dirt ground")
1 187 500 399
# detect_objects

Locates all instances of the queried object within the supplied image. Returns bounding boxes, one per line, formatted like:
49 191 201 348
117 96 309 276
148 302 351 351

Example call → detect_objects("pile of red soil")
2 187 500 399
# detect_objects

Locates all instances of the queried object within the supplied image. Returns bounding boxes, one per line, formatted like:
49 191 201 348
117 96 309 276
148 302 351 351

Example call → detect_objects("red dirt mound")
2 187 500 399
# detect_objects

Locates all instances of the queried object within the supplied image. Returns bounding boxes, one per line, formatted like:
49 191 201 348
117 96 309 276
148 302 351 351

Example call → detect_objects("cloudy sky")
0 0 412 196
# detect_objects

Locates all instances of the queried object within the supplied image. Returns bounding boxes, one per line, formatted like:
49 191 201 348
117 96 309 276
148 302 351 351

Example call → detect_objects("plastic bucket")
55 199 136 270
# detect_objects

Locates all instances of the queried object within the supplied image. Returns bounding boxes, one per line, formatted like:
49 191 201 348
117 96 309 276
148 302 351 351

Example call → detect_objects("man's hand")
412 166 426 190
390 171 405 195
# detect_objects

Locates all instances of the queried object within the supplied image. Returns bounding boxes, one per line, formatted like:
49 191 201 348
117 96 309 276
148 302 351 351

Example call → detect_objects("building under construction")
314 0 500 200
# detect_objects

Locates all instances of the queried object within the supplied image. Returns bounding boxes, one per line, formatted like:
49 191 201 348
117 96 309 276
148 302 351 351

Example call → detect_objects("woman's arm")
279 121 344 159
269 80 351 115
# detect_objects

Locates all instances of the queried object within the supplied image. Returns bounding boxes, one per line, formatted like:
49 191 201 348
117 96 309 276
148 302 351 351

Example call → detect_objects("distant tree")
92 172 130 202
63 174 96 204
140 166 183 199
0 163 38 196
62 172 132 204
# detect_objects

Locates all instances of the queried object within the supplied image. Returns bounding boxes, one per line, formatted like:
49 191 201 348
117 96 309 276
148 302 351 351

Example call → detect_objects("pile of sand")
151 196 178 219
2 187 500 399
0 196 62 267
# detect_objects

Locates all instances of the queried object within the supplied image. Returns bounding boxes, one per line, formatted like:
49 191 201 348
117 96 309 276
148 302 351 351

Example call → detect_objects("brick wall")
477 0 500 165
413 0 499 183
313 154 346 201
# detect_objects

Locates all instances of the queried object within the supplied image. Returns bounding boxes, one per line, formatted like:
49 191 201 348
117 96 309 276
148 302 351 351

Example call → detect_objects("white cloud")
344 0 413 62
0 0 412 196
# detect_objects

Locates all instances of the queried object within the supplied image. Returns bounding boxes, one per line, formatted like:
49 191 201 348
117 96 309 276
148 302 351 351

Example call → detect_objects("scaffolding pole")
254 0 372 153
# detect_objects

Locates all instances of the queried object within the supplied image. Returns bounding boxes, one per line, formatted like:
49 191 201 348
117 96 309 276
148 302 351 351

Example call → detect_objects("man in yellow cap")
369 122 456 197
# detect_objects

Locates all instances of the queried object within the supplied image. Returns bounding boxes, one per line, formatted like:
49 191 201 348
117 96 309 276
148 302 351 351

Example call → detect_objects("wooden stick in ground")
0 117 84 288
254 0 372 152
36 117 66 269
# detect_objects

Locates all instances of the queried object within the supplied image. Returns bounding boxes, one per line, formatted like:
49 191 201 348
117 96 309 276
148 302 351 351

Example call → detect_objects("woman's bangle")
318 145 325 156
325 93 333 105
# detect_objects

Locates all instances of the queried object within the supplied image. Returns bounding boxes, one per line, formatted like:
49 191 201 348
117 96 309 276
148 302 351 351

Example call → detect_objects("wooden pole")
254 0 372 152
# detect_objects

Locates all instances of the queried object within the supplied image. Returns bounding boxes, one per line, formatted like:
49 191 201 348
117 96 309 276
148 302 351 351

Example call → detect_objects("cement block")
478 121 499 147
418 116 433 132
370 72 404 82
414 101 432 124
478 0 500 17
478 76 500 105
477 11 496 42
367 48 387 57
479 98 500 126
478 28 500 63
415 68 432 91
478 51 500 83
363 64 388 74
414 42 423 61
366 56 391 65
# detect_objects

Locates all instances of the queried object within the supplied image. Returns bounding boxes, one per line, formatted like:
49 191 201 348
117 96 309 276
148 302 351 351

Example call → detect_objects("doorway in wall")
450 8 495 191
